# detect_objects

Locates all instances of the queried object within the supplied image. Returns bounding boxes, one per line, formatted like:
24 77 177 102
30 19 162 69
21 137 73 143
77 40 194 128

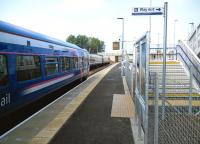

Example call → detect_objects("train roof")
0 20 87 52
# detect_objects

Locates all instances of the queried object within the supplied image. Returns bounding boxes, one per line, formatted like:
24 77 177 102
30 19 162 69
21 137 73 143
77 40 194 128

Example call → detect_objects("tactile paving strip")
111 94 134 118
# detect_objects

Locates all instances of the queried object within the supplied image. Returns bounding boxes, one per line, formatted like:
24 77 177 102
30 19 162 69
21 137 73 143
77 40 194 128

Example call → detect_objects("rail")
149 47 176 61
150 41 200 89
177 40 200 88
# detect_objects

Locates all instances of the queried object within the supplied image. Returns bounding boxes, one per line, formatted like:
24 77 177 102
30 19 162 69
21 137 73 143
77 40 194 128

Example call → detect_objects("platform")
0 63 135 144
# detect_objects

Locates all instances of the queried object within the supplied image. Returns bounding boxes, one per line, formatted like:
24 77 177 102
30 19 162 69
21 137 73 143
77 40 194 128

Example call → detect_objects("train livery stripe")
0 31 76 51
22 74 74 95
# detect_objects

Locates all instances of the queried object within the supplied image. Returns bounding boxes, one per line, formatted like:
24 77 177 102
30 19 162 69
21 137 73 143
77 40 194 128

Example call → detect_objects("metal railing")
149 47 176 61
124 36 200 143
150 41 200 89
177 40 200 88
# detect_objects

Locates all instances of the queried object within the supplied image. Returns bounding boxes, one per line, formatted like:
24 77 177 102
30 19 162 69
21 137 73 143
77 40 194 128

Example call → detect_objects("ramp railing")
177 40 200 88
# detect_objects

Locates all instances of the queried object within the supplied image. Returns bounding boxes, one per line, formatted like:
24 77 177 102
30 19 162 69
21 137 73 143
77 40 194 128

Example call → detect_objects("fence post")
138 104 142 139
138 41 143 139
154 73 159 144
175 45 177 60
162 2 168 120
189 67 193 114
144 32 150 144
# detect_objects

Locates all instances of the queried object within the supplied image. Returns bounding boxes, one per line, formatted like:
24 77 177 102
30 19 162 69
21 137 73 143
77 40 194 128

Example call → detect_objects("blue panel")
132 12 163 15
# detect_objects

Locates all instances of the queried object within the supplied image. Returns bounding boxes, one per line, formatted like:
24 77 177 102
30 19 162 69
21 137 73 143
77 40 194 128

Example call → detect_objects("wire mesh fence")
148 70 200 144
124 42 200 143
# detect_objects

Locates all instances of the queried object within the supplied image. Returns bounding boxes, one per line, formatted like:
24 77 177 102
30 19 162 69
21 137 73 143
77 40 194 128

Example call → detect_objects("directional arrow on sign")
156 8 161 11
132 7 164 15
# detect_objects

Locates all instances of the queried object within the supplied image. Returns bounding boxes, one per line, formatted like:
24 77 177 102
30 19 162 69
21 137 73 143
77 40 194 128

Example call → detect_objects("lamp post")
174 19 178 60
117 17 125 76
174 19 178 48
189 22 194 31
189 22 194 37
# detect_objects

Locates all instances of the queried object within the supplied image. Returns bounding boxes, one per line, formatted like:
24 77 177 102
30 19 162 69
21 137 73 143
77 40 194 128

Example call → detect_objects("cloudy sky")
1 0 200 52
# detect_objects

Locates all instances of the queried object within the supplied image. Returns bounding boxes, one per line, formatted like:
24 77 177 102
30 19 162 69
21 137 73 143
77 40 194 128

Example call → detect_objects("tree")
76 35 89 50
66 35 105 53
99 40 105 52
67 35 76 44
89 37 99 53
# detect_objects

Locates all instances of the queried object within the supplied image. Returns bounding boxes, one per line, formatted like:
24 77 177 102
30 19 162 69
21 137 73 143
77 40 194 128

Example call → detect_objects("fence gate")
134 32 150 144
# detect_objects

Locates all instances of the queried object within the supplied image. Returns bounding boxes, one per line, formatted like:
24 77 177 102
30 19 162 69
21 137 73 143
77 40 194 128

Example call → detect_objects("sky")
0 0 200 53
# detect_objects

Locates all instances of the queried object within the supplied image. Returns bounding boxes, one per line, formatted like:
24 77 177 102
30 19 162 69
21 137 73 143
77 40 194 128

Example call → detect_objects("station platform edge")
0 63 135 144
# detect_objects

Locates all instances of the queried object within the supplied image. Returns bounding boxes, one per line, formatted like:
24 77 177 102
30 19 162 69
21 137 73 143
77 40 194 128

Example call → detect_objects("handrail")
149 47 177 61
177 40 200 87
149 42 200 88
179 40 200 64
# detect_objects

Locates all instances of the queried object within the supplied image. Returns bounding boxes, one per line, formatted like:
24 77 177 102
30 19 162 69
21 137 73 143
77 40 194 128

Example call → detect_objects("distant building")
188 23 200 58
106 50 121 62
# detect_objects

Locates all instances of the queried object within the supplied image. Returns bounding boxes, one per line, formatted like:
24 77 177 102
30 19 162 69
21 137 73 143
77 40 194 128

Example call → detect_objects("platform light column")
117 17 125 76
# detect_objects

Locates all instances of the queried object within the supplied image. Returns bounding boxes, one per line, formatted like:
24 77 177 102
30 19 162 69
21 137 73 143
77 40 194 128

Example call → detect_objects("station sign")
132 7 163 15
113 42 120 50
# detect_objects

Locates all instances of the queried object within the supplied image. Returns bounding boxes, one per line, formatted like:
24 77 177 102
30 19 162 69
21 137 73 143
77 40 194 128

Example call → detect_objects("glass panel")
16 55 41 81
45 57 57 63
0 55 8 86
61 57 70 71
70 57 75 69
45 57 58 76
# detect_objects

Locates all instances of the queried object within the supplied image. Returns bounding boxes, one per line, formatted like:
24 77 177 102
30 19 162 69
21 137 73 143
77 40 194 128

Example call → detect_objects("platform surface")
50 64 134 144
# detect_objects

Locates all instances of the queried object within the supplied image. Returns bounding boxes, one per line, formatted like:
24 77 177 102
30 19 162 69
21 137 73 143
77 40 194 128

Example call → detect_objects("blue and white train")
0 21 91 117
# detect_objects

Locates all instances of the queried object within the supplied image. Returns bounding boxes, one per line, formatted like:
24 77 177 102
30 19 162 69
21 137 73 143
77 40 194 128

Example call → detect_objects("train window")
70 57 75 69
0 55 8 86
16 55 41 81
45 57 58 75
70 57 78 69
60 57 70 71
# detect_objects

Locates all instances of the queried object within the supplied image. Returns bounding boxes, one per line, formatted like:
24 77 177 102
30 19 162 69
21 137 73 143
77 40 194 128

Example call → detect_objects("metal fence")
149 72 200 144
125 33 200 144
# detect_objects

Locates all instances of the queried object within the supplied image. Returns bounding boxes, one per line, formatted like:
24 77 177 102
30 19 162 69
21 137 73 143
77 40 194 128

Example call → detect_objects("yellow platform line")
149 93 200 97
149 92 200 97
148 99 200 107
149 61 180 65
31 63 118 144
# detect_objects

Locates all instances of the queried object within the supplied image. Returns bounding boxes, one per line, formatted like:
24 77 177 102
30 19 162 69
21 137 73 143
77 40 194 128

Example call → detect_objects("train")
89 54 110 69
0 21 109 117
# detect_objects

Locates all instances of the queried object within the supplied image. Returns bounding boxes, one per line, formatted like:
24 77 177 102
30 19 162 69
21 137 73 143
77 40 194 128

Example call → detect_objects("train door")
82 53 89 79
15 54 43 104
0 54 13 117
85 53 90 75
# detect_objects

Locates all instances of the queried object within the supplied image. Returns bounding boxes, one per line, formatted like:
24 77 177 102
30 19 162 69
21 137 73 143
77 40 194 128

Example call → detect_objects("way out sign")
132 7 163 15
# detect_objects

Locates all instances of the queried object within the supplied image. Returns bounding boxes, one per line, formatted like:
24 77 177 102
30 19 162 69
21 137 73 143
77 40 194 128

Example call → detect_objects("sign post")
162 2 168 121
132 2 168 144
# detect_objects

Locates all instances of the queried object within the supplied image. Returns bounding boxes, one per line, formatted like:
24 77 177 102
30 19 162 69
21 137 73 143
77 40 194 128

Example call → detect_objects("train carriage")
0 21 89 117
